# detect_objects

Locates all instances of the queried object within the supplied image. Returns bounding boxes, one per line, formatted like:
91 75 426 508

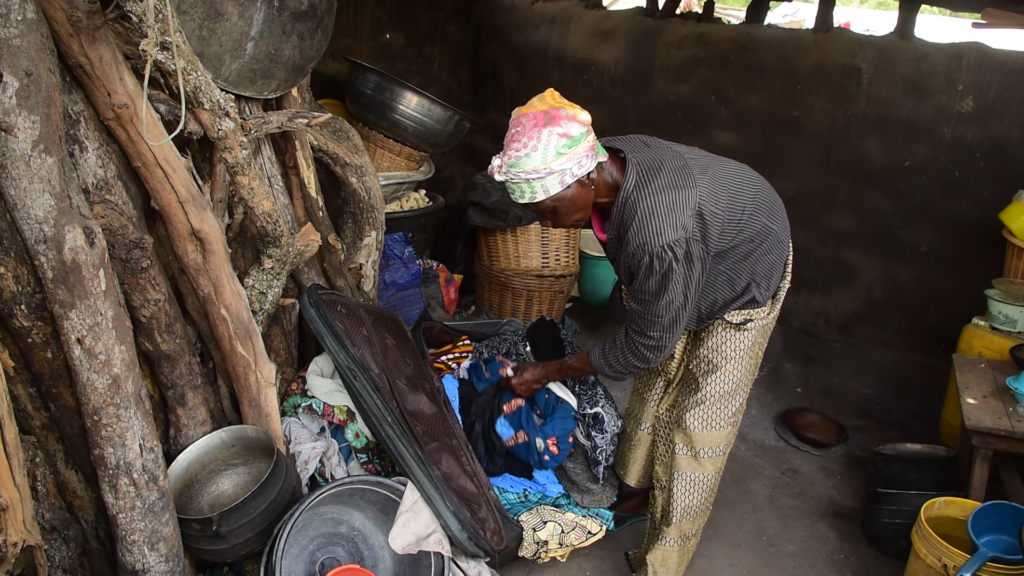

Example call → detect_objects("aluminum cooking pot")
168 425 301 563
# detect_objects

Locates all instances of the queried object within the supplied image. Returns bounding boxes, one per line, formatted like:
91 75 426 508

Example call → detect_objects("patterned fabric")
475 320 623 480
430 336 474 376
616 248 792 576
281 367 395 477
518 505 608 563
492 485 615 528
489 88 609 203
499 388 576 470
588 135 791 381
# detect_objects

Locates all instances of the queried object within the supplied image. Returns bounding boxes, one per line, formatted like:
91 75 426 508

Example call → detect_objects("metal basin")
168 425 301 563
343 57 473 153
379 158 435 204
170 0 337 98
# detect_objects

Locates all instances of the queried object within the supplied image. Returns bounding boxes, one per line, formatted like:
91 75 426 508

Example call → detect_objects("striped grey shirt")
589 135 791 381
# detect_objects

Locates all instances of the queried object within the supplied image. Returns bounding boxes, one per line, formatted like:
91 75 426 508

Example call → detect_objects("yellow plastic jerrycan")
940 318 1024 447
999 190 1024 242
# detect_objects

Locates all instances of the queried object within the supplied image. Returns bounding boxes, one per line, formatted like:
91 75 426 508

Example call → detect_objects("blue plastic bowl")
1006 374 1024 404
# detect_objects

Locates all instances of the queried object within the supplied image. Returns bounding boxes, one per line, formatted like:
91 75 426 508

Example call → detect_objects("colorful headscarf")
489 89 608 204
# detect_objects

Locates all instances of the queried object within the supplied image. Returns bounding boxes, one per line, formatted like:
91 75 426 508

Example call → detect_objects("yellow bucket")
317 99 350 120
1000 199 1024 243
906 498 1024 576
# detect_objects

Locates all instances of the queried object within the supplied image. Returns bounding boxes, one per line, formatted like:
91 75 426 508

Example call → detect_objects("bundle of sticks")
0 0 384 573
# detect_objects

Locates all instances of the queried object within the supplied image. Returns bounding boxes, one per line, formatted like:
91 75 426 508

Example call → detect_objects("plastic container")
383 192 445 258
986 289 1024 333
905 497 1024 576
578 230 618 306
317 99 351 120
939 319 1024 447
1000 191 1024 242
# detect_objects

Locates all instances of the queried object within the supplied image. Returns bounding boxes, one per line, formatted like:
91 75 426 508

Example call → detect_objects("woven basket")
353 122 429 173
476 262 577 322
476 224 581 276
1005 228 1024 280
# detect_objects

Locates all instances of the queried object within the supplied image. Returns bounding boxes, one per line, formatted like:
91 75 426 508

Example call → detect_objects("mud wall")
318 0 1024 357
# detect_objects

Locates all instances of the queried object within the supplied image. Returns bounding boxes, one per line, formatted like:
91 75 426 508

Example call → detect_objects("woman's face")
523 179 595 229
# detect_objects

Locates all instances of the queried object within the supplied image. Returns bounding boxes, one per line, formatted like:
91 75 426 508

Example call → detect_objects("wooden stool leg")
968 448 994 502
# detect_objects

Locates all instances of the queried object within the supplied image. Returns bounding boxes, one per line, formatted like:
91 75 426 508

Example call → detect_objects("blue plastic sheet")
378 233 426 325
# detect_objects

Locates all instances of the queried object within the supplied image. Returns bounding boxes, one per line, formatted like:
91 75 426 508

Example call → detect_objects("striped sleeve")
589 237 703 380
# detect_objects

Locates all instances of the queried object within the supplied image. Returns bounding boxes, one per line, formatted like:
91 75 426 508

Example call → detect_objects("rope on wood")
139 0 186 146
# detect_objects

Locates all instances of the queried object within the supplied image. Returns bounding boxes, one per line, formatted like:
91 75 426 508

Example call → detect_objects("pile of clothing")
279 352 395 492
429 317 624 563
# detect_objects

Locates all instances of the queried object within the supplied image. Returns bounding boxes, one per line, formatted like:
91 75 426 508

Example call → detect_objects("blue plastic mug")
956 501 1024 576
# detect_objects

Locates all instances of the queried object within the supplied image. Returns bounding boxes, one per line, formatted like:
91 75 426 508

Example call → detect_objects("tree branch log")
300 93 384 301
0 334 113 576
0 2 185 573
0 363 46 576
0 194 98 501
242 110 330 139
113 1 320 326
38 0 283 453
279 83 364 298
238 98 325 300
61 67 219 456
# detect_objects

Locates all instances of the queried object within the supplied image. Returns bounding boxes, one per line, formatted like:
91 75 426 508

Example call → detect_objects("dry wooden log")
238 98 326 297
39 0 284 452
0 2 186 573
307 115 385 301
0 197 98 495
61 69 218 455
0 335 113 576
150 221 240 427
242 110 330 139
210 147 231 229
279 83 364 299
114 1 320 326
0 364 46 575
265 299 299 398
21 436 90 576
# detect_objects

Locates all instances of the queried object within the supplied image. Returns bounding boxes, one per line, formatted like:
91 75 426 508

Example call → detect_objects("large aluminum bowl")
343 57 473 154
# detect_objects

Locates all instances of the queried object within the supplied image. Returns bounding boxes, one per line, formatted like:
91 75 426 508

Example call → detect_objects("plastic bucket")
905 498 1024 576
578 230 618 306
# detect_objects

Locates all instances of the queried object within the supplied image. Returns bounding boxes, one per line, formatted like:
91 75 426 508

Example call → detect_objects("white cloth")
388 479 497 576
281 416 347 494
545 381 578 411
304 352 376 442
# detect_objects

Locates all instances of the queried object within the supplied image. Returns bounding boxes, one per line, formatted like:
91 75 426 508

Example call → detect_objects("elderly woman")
489 89 792 575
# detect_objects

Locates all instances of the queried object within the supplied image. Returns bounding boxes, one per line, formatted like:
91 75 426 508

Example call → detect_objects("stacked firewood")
0 0 384 574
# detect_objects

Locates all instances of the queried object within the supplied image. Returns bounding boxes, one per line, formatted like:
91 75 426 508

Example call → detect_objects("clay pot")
780 407 848 448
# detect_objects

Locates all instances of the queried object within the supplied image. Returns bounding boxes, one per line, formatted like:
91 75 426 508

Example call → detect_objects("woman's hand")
501 353 599 398
502 362 555 398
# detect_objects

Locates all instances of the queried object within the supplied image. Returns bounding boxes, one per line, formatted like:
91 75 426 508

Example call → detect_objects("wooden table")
953 354 1024 501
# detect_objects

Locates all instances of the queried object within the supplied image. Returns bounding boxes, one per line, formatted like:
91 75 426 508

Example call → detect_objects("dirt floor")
497 301 947 575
